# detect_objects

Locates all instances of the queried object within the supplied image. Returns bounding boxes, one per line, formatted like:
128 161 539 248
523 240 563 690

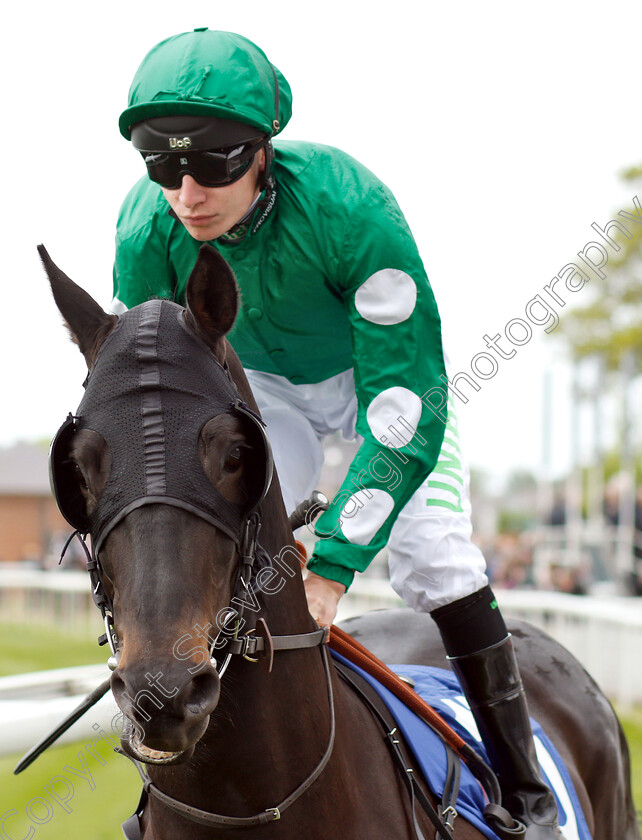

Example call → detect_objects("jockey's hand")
304 571 346 627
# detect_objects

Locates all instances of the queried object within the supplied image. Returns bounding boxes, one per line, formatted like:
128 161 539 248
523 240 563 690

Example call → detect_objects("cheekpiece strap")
224 626 329 658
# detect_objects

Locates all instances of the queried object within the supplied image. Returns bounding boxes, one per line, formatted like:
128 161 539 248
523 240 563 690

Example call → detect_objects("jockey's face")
160 148 265 242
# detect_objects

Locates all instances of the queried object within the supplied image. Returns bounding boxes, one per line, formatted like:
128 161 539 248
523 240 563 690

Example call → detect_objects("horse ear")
38 244 117 368
185 244 239 358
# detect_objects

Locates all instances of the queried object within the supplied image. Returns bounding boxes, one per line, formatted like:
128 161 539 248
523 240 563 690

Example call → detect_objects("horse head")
41 243 295 766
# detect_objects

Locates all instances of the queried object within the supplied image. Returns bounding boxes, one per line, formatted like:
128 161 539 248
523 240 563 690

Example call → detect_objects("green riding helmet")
119 28 292 143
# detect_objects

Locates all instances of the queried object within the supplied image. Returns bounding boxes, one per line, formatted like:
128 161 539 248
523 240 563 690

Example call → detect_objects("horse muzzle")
110 658 221 763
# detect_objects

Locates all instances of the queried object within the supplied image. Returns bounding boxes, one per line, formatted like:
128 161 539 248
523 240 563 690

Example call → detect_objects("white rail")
340 580 642 708
1 568 641 756
0 568 100 635
0 664 119 757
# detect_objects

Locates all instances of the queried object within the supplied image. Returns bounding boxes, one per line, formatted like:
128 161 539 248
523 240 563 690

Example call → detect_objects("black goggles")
142 139 268 189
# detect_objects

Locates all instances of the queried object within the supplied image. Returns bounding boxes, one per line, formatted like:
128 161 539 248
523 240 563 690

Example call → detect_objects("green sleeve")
307 178 447 589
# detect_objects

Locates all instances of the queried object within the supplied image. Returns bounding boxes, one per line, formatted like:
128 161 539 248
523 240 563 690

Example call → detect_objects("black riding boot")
432 587 564 839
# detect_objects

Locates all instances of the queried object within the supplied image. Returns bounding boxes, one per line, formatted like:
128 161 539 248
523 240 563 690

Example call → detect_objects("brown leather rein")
129 635 335 829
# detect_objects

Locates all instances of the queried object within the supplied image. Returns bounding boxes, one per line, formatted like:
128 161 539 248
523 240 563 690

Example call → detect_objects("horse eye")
223 446 244 473
73 462 88 490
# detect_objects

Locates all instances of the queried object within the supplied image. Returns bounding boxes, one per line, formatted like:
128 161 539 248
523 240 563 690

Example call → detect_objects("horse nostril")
184 670 220 716
109 663 219 727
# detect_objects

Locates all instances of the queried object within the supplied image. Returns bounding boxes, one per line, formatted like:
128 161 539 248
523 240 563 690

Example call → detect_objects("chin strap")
218 177 278 244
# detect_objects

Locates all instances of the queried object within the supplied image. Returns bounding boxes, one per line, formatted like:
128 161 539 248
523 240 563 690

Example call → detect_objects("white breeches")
246 367 488 613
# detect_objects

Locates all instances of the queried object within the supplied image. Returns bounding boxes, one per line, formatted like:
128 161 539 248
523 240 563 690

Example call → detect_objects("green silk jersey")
113 140 447 588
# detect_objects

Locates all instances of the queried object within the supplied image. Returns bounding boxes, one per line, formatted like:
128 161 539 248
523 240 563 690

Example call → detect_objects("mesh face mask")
50 299 272 552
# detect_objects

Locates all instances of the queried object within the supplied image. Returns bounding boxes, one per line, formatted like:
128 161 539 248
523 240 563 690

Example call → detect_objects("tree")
558 166 642 369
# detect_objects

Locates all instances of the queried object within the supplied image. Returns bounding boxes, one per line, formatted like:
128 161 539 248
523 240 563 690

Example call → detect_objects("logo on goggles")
169 137 192 150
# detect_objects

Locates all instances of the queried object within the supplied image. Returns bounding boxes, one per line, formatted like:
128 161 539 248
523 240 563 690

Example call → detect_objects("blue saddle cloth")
331 652 592 840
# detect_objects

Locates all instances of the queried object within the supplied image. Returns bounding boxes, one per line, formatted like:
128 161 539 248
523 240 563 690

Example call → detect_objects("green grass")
0 741 141 840
0 622 140 837
618 706 642 813
0 620 103 676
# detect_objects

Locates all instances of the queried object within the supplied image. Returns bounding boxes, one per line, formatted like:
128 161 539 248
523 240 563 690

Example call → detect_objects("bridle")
49 300 335 830
59 503 335 831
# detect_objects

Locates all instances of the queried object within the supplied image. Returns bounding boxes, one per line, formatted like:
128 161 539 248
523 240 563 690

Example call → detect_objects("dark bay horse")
41 243 638 839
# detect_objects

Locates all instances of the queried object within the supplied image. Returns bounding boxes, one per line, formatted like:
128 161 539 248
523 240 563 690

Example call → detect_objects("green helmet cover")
119 28 292 141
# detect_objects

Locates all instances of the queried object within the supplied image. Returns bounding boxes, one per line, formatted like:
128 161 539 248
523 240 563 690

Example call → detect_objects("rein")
129 643 336 829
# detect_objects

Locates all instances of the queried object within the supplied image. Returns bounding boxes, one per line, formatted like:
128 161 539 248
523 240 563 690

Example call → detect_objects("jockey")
114 29 563 839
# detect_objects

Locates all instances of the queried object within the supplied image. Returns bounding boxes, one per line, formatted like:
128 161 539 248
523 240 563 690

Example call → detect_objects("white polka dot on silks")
354 269 417 325
366 387 422 448
339 488 395 545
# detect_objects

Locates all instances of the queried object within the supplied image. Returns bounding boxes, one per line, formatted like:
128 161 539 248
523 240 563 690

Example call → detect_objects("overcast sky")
3 0 641 485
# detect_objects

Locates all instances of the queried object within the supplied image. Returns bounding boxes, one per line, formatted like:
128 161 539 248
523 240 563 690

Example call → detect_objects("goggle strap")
270 63 280 134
